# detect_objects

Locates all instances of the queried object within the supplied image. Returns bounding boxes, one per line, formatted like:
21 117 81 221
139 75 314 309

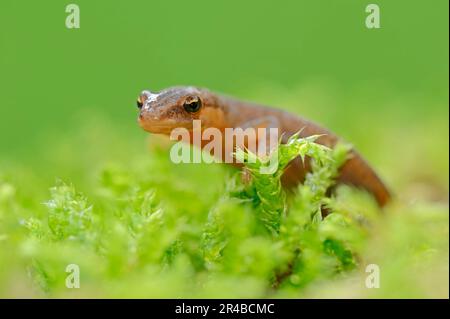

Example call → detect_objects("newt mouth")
138 117 172 134
138 116 193 135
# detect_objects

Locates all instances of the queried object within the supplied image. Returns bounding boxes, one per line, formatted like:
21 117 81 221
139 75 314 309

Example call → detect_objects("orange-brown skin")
137 86 391 207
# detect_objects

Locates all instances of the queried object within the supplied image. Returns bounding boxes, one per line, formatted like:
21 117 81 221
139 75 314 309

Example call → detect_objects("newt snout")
137 88 194 134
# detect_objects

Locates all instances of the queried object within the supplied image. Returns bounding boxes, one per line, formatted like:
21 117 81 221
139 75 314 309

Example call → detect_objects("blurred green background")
1 0 448 158
0 0 448 299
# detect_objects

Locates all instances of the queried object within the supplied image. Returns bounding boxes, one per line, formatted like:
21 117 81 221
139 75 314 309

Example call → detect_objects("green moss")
0 127 447 298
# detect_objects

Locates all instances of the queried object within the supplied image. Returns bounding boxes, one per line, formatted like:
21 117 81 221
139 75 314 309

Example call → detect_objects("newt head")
137 86 225 135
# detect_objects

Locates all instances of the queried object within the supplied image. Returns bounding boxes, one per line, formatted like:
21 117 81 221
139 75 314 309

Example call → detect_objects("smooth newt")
136 86 391 207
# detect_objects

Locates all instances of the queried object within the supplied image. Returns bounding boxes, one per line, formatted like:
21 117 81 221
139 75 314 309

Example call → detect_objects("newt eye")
183 96 202 113
137 99 143 109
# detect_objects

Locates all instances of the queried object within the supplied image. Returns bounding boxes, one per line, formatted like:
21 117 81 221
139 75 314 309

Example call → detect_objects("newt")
136 86 391 207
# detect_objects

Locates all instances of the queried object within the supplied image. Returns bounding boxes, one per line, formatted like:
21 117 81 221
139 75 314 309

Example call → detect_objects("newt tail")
136 86 391 207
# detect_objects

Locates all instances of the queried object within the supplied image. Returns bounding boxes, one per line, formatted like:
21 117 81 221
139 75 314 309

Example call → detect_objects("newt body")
137 86 391 206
